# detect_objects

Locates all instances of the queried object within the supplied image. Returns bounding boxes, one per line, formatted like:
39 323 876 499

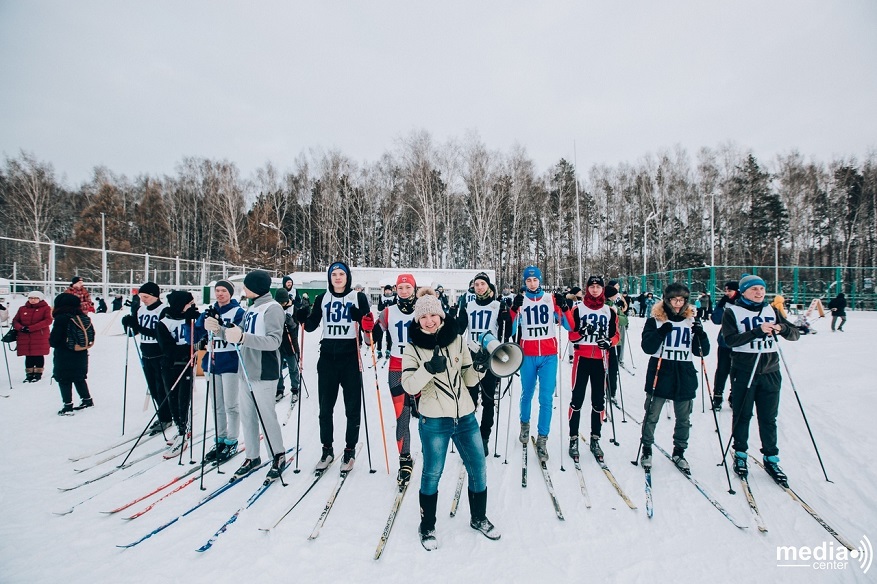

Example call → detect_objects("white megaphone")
477 331 523 378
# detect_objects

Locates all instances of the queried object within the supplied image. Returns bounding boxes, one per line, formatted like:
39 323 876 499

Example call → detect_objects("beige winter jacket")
401 320 480 419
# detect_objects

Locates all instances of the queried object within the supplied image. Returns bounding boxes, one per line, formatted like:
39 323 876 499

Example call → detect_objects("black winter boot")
418 491 439 551
468 489 501 540
73 397 94 410
58 402 74 416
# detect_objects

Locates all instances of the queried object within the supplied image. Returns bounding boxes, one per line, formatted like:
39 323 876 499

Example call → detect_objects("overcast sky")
1 1 875 187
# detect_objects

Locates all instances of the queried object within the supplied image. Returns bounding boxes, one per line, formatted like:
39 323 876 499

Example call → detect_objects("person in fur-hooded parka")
638 283 710 472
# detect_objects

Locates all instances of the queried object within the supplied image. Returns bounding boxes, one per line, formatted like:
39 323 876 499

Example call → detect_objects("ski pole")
603 349 618 446
719 351 762 462
184 321 197 466
233 342 287 487
631 357 661 466
773 331 831 482
557 324 565 471
353 322 376 473
699 346 735 494
502 377 513 464
118 351 196 468
627 324 637 370
615 346 627 423
367 330 390 474
121 330 131 435
1 322 12 389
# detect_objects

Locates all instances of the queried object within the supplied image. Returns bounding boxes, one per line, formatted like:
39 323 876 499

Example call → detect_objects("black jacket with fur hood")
640 302 708 401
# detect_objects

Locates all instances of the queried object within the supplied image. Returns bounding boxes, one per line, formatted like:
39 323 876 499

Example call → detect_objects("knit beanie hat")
604 285 618 298
71 276 83 286
27 290 44 300
586 275 604 288
522 265 542 285
275 289 290 304
215 280 235 297
396 273 416 287
243 270 272 296
413 288 445 322
738 274 766 294
474 272 492 286
139 282 160 297
724 280 740 292
167 290 194 313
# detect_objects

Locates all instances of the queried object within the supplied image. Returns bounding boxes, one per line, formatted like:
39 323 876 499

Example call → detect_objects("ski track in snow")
0 299 874 583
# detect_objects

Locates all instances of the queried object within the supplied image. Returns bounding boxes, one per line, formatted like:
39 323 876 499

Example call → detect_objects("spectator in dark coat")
50 293 93 415
828 293 847 332
12 291 53 382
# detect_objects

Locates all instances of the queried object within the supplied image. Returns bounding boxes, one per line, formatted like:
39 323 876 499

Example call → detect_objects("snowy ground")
0 300 874 584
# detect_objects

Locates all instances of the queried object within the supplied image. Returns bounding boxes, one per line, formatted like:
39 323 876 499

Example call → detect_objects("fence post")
175 256 181 287
835 266 842 295
709 265 716 296
793 266 799 305
49 241 57 298
144 253 149 285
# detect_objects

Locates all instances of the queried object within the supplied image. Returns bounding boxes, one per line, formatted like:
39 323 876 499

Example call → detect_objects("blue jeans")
418 414 487 496
520 354 557 436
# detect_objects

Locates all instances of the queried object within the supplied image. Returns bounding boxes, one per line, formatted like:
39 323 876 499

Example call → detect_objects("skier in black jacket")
638 283 709 473
299 261 373 472
721 274 799 483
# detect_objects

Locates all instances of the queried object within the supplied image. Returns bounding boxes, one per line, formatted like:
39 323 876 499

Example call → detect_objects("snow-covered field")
1 299 874 584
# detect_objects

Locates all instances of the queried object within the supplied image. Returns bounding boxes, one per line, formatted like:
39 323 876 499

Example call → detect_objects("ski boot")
340 447 356 473
518 422 530 445
231 457 261 482
58 402 74 416
763 455 788 486
204 441 226 463
711 395 723 411
640 445 652 469
568 437 579 460
397 454 413 487
733 451 748 477
265 453 286 484
672 447 690 474
535 435 549 462
217 440 238 462
149 421 172 436
163 431 189 459
590 435 604 462
315 445 334 473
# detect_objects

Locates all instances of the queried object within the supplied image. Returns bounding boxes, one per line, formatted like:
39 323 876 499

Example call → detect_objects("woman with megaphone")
402 288 501 551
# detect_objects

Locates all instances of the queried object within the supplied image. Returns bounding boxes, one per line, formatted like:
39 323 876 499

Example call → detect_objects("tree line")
1 131 875 289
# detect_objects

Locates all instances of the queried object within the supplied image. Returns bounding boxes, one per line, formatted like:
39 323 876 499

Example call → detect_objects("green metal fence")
616 266 877 310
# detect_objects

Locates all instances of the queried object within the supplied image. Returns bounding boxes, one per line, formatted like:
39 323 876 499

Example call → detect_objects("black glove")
692 319 705 337
407 393 420 419
553 292 567 309
596 338 611 350
183 305 200 321
21 326 30 333
423 346 447 375
472 349 490 373
295 307 310 323
715 296 728 311
348 305 363 322
121 314 139 334
579 321 596 336
658 321 673 335
512 294 524 309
